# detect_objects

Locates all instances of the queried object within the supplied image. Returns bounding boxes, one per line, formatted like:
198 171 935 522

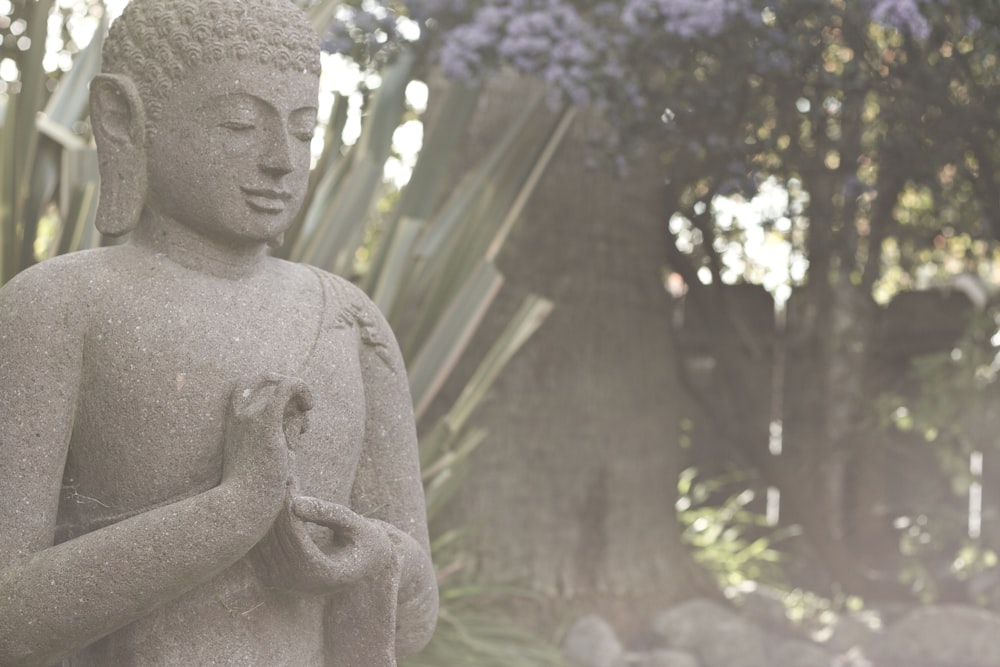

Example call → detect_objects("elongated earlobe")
90 73 147 237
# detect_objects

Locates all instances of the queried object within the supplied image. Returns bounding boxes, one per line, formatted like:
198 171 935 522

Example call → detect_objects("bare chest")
61 269 367 533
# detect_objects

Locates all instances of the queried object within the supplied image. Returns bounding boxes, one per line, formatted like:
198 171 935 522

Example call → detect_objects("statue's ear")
90 74 147 236
90 74 145 147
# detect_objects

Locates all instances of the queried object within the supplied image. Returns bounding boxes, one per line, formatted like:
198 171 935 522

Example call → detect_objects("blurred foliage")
648 0 1000 614
316 0 1000 623
652 0 1000 301
676 467 790 591
890 310 1000 452
0 0 566 662
409 525 566 667
876 304 1000 603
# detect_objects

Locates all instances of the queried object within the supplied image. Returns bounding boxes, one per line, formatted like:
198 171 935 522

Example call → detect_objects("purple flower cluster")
869 0 931 39
320 3 403 71
428 0 759 113
437 0 614 107
319 0 956 166
322 0 760 112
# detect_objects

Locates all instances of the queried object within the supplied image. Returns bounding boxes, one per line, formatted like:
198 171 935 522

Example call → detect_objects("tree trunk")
433 73 707 633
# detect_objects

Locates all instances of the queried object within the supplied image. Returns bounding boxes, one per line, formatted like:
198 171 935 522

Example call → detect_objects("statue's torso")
57 246 369 665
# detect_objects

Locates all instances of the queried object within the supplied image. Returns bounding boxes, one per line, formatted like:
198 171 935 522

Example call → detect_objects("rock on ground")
564 614 625 667
697 616 767 667
770 638 834 667
636 649 700 667
826 614 878 654
862 604 1000 666
649 599 741 652
650 599 767 667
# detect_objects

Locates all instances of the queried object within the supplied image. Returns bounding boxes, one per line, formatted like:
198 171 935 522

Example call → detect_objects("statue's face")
143 58 319 247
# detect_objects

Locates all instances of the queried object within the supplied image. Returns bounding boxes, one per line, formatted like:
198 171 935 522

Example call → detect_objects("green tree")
651 0 1000 602
364 0 1000 623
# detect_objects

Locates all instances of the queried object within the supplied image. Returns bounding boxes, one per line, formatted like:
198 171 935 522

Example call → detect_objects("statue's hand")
222 373 313 522
250 494 395 594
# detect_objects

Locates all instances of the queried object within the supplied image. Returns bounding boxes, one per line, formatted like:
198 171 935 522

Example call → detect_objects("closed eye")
221 121 255 131
290 108 317 143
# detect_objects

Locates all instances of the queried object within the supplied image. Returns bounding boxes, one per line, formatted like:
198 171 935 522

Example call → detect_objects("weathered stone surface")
0 1 437 665
739 584 794 632
863 604 1000 666
564 614 625 667
639 649 701 667
698 617 768 667
826 613 878 653
649 598 741 651
650 599 766 667
570 599 1000 667
769 638 834 667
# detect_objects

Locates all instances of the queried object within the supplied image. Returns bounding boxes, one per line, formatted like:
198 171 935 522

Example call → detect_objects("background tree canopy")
323 0 1000 622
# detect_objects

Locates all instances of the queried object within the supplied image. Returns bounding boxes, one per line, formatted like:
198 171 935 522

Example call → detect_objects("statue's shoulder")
0 248 126 344
0 247 120 305
294 263 400 371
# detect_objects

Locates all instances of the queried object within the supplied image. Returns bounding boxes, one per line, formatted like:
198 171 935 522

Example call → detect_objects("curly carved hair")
102 0 321 122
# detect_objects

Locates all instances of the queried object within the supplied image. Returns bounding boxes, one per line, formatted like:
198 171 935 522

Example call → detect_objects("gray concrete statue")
0 1 438 664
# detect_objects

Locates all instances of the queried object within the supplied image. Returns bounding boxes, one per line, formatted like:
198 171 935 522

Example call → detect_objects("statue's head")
91 0 321 241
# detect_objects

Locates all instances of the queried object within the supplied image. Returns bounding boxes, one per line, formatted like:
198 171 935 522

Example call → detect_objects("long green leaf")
443 294 553 435
485 106 576 262
292 153 380 271
44 12 107 126
418 293 553 468
281 91 350 258
408 260 504 419
423 427 487 522
0 95 18 281
412 87 546 263
363 82 482 296
393 90 559 350
369 214 424 314
306 2 339 33
60 180 98 256
10 0 56 278
58 145 100 255
291 51 415 269
421 428 487 483
28 11 108 261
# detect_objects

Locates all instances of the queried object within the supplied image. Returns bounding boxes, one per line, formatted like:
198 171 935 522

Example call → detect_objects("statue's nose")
260 130 294 176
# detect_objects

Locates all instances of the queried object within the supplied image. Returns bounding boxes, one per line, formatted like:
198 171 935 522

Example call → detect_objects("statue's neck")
131 210 270 280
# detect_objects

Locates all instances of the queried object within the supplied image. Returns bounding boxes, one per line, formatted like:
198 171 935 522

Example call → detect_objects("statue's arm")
0 264 303 667
350 301 439 660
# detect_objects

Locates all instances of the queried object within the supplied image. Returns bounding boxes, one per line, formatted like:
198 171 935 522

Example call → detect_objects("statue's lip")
241 187 291 213
241 186 292 201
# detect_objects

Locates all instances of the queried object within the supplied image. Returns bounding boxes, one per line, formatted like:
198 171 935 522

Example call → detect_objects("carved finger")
271 376 313 416
290 497 372 541
230 374 283 416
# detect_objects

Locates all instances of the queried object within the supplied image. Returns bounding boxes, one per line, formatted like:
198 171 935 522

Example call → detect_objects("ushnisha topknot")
102 0 322 123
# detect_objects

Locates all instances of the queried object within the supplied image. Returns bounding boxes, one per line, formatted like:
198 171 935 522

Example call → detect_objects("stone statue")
0 1 438 664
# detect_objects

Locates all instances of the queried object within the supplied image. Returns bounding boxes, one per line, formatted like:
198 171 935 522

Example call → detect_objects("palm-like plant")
0 2 568 663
